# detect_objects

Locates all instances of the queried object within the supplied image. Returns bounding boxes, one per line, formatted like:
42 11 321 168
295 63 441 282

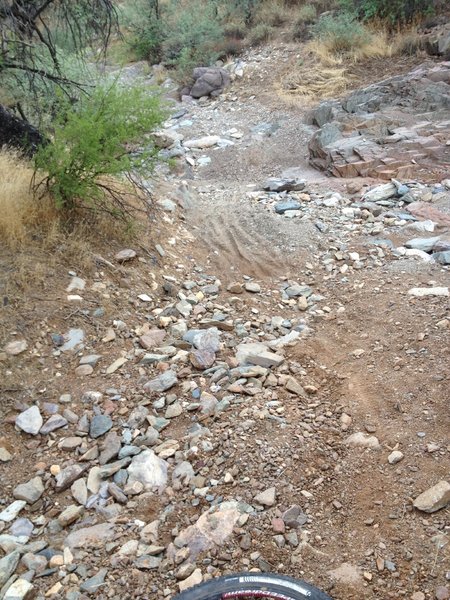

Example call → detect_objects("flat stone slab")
274 200 302 214
264 177 306 192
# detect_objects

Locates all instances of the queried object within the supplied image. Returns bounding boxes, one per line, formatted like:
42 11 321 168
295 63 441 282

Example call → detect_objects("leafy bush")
163 1 224 65
249 23 274 45
123 0 225 80
130 19 166 63
34 83 165 214
311 12 368 53
339 0 435 24
120 0 166 63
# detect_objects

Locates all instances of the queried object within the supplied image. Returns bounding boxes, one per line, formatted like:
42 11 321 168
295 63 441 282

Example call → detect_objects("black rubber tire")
172 572 333 599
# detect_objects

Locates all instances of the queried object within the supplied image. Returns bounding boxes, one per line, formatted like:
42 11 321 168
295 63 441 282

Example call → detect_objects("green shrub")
34 83 165 214
249 23 274 45
339 0 435 24
129 19 166 63
120 0 166 63
163 1 224 63
311 12 368 52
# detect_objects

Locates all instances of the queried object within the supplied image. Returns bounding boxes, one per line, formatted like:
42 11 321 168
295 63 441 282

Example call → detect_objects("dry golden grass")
0 150 60 249
276 28 417 107
255 0 291 27
0 149 143 298
277 53 349 106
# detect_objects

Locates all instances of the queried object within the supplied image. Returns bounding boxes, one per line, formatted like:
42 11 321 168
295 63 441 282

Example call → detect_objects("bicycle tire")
173 572 333 599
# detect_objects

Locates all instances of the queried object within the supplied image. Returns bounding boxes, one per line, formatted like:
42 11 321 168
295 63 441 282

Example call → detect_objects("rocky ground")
1 43 450 600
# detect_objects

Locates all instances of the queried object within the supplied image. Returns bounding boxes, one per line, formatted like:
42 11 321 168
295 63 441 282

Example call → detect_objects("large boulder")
189 67 231 99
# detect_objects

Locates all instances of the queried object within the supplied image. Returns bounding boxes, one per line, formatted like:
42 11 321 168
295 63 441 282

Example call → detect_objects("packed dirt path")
157 43 450 598
0 43 449 600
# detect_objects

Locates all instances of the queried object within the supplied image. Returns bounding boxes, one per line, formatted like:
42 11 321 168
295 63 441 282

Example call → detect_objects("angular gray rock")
0 551 20 587
55 464 87 491
99 432 122 465
282 505 308 528
264 177 306 192
192 328 221 353
236 342 268 366
40 414 68 435
89 415 113 439
0 501 26 522
405 236 441 253
13 477 44 504
433 251 450 265
285 284 312 298
80 568 108 593
65 522 116 549
274 200 302 214
173 501 244 560
144 370 178 393
246 350 284 369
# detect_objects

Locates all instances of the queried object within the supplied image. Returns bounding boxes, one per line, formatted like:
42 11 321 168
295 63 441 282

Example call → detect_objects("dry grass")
0 149 143 297
255 0 290 27
277 52 349 106
277 28 417 106
0 150 60 250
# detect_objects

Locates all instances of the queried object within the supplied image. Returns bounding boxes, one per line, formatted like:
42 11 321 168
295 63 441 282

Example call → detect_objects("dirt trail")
0 41 449 600
163 42 450 598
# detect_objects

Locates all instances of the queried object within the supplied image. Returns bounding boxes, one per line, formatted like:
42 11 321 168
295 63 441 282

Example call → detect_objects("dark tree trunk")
0 104 46 156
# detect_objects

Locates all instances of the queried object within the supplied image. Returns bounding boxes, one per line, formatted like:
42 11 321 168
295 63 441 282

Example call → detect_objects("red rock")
189 350 216 370
139 329 166 350
272 518 285 534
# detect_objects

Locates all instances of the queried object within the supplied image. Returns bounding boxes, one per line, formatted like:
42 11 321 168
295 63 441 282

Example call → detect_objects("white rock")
0 501 26 523
254 487 276 507
388 450 404 464
403 249 433 262
0 448 12 462
178 568 203 592
4 340 27 355
363 182 397 202
184 136 220 149
408 287 449 297
66 277 86 292
15 406 43 436
3 578 34 600
246 350 284 368
413 481 450 513
106 357 127 374
115 249 137 262
269 330 300 350
127 450 168 492
345 432 380 449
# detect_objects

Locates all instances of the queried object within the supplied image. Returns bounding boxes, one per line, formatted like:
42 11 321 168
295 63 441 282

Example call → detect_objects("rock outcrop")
308 62 450 179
